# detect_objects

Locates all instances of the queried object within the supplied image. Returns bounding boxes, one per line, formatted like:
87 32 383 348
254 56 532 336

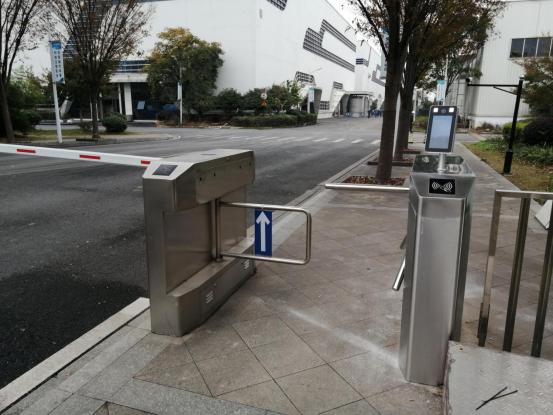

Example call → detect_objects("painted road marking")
332 139 344 143
351 139 363 144
370 139 381 145
313 138 328 142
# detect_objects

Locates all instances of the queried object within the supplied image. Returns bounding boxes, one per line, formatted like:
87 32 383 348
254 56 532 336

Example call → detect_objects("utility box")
142 149 255 336
399 154 475 386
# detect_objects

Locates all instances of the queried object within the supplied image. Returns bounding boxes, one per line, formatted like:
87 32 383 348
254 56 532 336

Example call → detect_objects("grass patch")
466 137 553 192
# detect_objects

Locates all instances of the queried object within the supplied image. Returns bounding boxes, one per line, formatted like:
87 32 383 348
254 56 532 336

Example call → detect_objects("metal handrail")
217 201 312 265
478 189 553 357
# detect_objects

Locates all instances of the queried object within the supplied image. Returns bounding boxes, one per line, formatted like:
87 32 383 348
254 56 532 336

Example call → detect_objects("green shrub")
414 116 428 130
522 118 553 146
102 113 127 133
156 110 179 126
286 110 317 125
79 121 92 133
231 114 298 128
502 120 531 142
516 144 553 165
21 110 41 127
10 110 32 133
216 88 242 115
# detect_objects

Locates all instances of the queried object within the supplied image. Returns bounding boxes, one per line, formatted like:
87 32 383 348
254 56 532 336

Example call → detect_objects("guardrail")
478 189 553 357
217 201 312 265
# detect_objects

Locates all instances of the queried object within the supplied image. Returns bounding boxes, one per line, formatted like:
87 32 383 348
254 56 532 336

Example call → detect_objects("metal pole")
179 64 183 126
52 81 63 144
503 79 523 175
503 197 531 351
443 55 449 105
478 192 502 346
531 205 553 357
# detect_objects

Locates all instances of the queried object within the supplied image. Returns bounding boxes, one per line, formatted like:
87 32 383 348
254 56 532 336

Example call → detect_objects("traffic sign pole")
49 40 65 145
52 81 63 144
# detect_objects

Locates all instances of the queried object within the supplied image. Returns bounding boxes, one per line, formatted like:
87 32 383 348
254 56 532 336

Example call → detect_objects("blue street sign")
255 210 272 256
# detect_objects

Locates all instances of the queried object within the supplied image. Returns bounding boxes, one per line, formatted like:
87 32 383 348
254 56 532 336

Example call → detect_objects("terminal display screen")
153 164 178 176
426 106 457 153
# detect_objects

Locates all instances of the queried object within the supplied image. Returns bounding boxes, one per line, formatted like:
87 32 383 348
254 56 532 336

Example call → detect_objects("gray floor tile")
135 361 210 396
94 402 154 414
49 394 104 415
136 344 193 372
58 327 150 393
368 383 443 415
277 306 340 335
196 349 271 396
260 289 316 313
4 379 61 415
111 379 265 415
321 400 379 415
276 365 361 415
233 317 296 348
79 334 171 401
243 274 293 296
219 380 300 415
185 326 247 362
19 388 71 415
252 335 324 378
330 350 404 398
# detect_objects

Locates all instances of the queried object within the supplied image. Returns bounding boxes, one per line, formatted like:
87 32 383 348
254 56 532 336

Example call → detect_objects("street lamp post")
466 78 524 175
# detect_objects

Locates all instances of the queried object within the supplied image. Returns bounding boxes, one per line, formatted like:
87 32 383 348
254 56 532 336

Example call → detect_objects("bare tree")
1 0 49 142
50 0 152 139
349 0 440 183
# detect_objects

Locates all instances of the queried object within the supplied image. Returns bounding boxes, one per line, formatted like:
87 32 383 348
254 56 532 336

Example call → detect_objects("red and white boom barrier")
0 144 161 168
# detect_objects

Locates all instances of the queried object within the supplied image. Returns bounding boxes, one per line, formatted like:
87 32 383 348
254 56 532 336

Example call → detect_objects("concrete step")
445 342 553 414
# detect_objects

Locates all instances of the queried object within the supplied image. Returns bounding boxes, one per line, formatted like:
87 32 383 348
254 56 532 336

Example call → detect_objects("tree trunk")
0 80 15 143
90 88 100 139
394 95 414 161
375 65 402 183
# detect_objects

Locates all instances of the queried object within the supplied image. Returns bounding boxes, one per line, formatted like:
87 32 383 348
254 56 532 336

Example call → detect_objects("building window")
523 37 538 57
303 20 356 72
295 71 315 84
319 101 330 110
356 58 369 66
333 82 343 90
537 37 552 57
510 38 524 58
265 0 287 10
510 37 553 58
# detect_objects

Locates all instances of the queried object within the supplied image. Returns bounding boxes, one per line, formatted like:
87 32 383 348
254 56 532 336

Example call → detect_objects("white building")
448 0 553 127
26 0 385 120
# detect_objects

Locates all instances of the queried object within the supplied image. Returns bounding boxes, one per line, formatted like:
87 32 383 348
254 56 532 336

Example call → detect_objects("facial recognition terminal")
425 106 457 153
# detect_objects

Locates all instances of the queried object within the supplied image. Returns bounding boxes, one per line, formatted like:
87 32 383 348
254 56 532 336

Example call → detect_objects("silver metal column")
399 154 475 386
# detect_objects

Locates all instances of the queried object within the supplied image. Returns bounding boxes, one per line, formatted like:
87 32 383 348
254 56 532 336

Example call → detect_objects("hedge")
522 118 553 146
230 112 317 128
502 120 531 143
102 113 127 133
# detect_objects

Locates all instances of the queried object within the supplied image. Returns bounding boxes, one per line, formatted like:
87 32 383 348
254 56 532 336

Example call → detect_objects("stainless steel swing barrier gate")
477 189 553 358
326 154 475 386
1 144 312 337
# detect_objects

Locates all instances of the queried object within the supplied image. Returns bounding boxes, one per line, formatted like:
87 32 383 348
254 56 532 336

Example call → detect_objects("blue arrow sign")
255 210 272 256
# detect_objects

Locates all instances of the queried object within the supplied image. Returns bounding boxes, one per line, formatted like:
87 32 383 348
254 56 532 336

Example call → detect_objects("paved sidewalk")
4 136 552 415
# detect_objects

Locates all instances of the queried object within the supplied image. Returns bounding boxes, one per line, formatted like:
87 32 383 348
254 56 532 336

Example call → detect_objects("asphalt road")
0 117 382 387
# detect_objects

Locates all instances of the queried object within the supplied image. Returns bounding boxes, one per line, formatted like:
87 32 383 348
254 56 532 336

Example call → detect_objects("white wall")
467 0 553 126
